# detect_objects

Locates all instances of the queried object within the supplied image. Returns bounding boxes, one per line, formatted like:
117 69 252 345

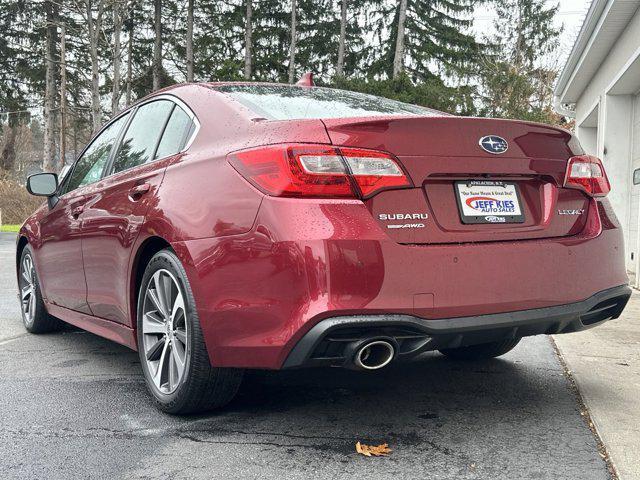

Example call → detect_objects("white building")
555 0 640 288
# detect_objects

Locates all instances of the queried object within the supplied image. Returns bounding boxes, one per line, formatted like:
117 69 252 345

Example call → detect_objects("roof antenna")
296 72 314 87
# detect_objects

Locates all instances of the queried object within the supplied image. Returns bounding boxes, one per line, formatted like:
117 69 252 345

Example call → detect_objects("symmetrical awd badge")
378 213 428 229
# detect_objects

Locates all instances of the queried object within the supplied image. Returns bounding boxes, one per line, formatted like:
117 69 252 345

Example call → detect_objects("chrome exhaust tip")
354 340 396 370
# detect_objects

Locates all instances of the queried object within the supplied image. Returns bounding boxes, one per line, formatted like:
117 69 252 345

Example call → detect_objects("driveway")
0 232 611 479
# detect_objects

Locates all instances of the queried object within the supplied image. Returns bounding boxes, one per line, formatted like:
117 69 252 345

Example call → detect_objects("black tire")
438 338 521 360
136 248 243 415
18 245 63 333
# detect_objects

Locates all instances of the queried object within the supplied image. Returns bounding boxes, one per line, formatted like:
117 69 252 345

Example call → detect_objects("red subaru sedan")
18 82 631 414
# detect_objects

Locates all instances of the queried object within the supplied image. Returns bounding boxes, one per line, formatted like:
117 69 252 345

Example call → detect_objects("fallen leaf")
355 441 392 457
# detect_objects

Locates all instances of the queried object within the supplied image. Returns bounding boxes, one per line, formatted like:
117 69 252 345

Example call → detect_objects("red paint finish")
367 179 590 244
18 82 628 369
32 191 92 314
322 116 584 158
180 195 626 369
80 154 174 325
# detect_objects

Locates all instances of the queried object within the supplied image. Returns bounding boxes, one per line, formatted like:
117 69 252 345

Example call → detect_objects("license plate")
454 180 525 224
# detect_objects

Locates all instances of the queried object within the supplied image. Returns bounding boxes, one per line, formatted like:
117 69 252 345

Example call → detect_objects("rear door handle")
129 183 151 197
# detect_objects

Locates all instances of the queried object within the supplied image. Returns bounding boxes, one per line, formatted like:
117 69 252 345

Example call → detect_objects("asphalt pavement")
0 232 612 479
554 289 640 479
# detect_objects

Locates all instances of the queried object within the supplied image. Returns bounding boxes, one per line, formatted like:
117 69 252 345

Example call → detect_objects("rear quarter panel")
128 86 335 347
149 85 332 242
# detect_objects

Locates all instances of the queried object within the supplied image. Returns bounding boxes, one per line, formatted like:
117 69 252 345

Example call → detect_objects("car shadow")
232 354 530 414
174 346 579 457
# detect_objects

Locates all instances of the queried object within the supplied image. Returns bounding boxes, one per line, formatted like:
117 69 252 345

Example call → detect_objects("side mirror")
26 173 58 197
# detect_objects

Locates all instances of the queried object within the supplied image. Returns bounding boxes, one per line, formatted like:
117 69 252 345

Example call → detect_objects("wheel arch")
16 236 28 269
129 235 173 331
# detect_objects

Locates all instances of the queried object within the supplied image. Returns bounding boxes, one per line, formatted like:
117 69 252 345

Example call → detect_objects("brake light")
228 144 411 198
564 155 610 197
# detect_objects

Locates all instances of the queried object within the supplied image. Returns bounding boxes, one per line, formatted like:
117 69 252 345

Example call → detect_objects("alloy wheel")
20 254 36 326
141 269 189 395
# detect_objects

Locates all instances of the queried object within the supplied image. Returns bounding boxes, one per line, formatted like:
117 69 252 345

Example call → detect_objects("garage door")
629 93 640 282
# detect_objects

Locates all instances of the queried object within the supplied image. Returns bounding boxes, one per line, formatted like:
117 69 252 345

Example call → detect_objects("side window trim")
178 118 196 152
58 110 131 197
155 105 194 161
103 98 182 177
102 106 138 178
63 94 200 188
150 103 177 161
157 94 200 151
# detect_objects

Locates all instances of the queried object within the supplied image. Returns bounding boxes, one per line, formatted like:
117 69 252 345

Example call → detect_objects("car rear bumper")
282 285 632 368
175 197 629 370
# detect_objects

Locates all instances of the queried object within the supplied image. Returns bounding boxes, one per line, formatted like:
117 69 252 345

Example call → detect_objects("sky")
473 0 593 67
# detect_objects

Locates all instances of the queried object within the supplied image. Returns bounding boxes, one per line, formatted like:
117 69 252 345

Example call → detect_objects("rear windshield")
215 84 440 120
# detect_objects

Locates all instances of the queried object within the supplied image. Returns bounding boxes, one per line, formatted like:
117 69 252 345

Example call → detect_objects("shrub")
0 173 43 225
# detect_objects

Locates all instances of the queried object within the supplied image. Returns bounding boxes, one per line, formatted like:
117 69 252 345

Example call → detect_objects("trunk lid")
322 116 590 244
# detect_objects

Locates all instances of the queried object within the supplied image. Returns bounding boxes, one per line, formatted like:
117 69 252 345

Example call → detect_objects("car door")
80 98 196 326
36 113 130 314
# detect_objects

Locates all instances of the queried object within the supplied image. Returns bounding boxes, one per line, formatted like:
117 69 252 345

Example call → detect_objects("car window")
154 105 193 159
111 100 174 174
62 113 130 194
215 85 441 120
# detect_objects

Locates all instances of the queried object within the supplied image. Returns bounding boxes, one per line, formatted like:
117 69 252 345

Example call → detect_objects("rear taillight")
564 155 610 197
228 144 411 198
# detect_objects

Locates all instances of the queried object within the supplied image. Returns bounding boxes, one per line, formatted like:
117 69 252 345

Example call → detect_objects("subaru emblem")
479 135 508 154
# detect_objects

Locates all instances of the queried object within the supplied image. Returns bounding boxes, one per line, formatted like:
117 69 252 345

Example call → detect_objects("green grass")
0 224 20 232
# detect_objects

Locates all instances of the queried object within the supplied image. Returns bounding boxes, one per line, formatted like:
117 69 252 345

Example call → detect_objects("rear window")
155 105 193 160
215 85 440 120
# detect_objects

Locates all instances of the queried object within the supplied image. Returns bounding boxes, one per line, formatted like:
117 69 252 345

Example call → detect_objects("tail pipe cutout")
349 338 397 370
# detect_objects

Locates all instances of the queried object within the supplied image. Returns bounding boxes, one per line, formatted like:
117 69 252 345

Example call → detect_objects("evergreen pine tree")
364 0 483 113
478 0 563 123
